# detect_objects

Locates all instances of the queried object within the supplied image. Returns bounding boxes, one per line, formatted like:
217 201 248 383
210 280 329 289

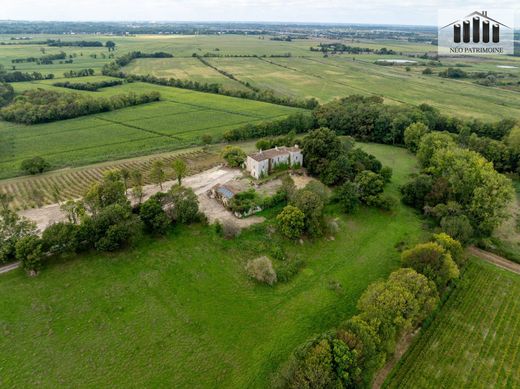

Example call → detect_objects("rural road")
0 262 21 274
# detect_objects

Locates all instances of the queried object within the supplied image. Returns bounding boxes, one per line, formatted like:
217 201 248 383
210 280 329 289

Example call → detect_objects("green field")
385 259 520 389
0 144 426 387
0 81 302 178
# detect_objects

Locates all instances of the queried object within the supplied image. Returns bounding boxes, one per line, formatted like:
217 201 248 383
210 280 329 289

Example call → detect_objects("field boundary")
468 246 520 275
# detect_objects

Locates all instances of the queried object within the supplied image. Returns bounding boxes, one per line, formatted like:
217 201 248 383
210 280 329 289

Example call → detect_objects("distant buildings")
245 145 303 179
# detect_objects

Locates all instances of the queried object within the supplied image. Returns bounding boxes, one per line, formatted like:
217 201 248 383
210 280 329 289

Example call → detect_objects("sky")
2 0 520 26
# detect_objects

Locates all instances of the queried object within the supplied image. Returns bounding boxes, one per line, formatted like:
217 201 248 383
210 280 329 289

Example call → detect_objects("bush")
275 258 305 282
42 222 79 255
21 156 50 175
276 205 305 239
366 194 396 211
16 235 44 276
335 181 360 213
140 198 170 234
221 146 246 167
440 215 474 244
291 189 325 237
168 185 199 224
379 166 393 183
401 242 459 290
354 171 385 203
245 256 277 285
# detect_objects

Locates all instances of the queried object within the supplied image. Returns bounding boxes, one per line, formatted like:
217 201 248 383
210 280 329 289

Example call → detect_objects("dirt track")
19 166 262 232
468 246 520 275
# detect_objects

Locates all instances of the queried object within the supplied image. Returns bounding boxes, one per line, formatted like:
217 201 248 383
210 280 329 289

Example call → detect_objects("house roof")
248 146 301 162
212 184 238 199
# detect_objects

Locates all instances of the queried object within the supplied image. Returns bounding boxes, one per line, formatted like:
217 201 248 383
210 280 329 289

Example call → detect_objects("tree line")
53 79 124 91
0 89 160 124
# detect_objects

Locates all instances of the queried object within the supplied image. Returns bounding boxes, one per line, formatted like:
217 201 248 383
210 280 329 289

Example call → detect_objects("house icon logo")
438 9 514 56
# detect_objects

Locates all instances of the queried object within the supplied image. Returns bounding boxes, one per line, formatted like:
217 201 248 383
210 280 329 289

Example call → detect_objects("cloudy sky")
2 0 519 26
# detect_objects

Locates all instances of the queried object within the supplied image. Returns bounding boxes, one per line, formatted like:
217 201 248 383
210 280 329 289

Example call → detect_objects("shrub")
275 258 305 282
245 256 277 285
401 242 459 290
140 198 170 234
16 235 44 276
42 222 79 255
440 215 474 244
366 194 396 211
221 146 246 167
168 185 199 224
291 189 325 237
335 181 360 213
379 166 393 183
20 156 50 175
276 205 305 239
354 171 385 202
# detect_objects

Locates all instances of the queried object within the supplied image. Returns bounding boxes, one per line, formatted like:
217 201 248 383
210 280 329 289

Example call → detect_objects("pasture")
384 259 520 389
0 82 302 179
0 143 426 388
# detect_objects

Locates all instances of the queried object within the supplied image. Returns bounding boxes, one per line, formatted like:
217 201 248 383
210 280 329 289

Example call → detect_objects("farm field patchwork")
0 143 427 388
385 259 520 389
0 82 303 178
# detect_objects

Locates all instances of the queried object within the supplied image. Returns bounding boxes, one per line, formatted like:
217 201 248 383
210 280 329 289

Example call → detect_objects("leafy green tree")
291 189 324 237
401 242 459 290
335 181 360 213
172 159 187 185
354 171 385 203
60 200 85 224
150 160 166 190
276 205 305 239
42 222 80 255
168 184 199 224
221 146 246 168
139 198 170 234
130 170 144 205
120 167 130 193
20 156 50 175
105 40 116 52
332 338 361 388
432 232 465 267
404 122 429 153
16 235 44 276
301 127 343 177
84 171 128 214
440 215 474 244
416 132 456 168
289 338 335 389
399 174 433 210
0 82 14 107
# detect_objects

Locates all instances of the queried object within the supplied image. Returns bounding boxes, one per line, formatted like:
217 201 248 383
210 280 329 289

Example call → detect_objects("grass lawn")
0 144 426 388
384 259 520 389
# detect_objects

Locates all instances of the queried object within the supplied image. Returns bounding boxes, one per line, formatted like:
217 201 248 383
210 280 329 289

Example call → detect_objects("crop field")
0 82 302 178
0 147 222 210
0 143 428 388
385 259 520 389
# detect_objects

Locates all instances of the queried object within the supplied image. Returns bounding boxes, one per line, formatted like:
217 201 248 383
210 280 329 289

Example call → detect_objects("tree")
221 146 246 167
440 215 474 244
291 189 324 237
332 339 361 388
277 205 305 239
168 184 199 224
301 127 343 177
0 82 14 107
20 156 50 175
289 339 335 389
139 198 170 234
16 235 44 276
120 167 130 193
105 40 116 52
172 159 187 185
84 171 128 214
335 181 360 213
399 174 433 210
404 122 429 153
60 200 85 224
422 67 433 75
130 170 144 205
354 171 385 203
42 222 79 255
416 132 456 168
401 242 459 290
201 134 213 147
432 232 465 267
0 194 37 264
150 160 166 190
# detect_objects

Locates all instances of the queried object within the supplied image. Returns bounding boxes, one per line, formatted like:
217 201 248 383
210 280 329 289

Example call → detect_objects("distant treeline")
54 79 124 91
0 89 160 124
0 69 54 82
195 52 292 58
102 52 318 109
310 43 397 55
11 51 67 64
63 68 95 78
47 40 104 47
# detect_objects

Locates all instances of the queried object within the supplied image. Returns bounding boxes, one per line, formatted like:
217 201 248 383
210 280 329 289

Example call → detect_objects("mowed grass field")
0 144 427 388
0 81 303 179
385 259 520 389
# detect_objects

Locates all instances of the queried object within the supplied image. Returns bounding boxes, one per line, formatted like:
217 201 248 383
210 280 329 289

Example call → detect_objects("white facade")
245 146 303 179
